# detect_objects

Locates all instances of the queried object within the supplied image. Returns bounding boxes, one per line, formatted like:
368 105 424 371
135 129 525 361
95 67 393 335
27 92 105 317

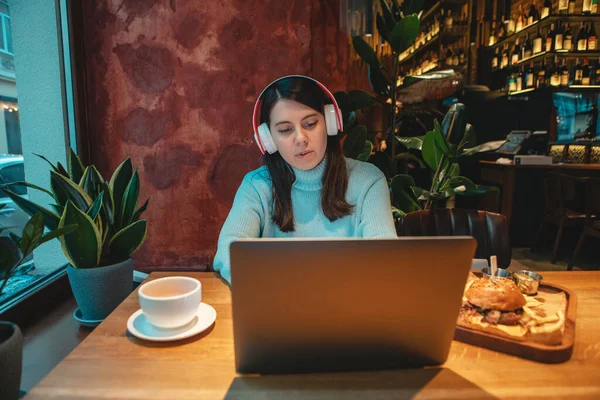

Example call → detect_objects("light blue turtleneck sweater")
213 157 397 283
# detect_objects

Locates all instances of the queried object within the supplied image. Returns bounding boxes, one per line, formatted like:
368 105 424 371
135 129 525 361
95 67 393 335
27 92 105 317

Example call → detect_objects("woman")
213 76 396 283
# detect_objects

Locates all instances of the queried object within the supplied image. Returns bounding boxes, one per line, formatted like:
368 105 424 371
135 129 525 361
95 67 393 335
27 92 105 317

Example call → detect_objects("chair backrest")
585 177 600 216
398 208 511 269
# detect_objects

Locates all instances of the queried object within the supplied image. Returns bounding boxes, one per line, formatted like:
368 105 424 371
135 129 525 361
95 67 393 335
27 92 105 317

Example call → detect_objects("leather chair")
398 208 512 269
532 172 587 264
568 177 600 270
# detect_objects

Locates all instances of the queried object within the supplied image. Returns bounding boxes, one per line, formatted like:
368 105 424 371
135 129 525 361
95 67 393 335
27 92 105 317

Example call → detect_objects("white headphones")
252 75 344 155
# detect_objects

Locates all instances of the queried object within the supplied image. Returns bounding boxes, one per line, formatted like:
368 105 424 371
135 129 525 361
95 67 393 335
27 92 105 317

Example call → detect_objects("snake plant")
0 150 149 269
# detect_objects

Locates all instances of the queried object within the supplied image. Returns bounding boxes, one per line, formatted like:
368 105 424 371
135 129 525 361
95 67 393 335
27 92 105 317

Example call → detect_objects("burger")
457 273 566 345
464 277 527 326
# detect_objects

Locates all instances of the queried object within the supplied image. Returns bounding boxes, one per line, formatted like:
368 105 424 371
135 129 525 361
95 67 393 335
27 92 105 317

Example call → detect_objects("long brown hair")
260 77 353 232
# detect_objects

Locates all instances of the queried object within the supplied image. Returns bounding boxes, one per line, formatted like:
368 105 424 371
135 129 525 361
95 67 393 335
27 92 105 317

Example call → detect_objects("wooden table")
26 271 600 399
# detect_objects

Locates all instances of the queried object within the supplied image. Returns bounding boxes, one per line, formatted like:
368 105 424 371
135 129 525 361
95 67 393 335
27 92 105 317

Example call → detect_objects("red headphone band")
252 75 344 153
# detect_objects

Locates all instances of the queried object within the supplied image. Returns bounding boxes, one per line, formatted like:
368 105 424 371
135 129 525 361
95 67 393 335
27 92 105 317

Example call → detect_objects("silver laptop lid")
231 237 476 374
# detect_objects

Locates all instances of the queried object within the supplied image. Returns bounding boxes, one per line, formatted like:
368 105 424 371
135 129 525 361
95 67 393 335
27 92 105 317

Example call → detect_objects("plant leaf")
0 188 60 230
389 14 420 54
343 125 367 159
120 170 140 228
391 206 405 219
68 148 86 183
376 13 390 43
368 64 391 97
109 158 133 228
390 174 422 213
413 187 452 201
19 212 45 256
33 153 61 174
50 171 93 210
37 224 78 247
0 181 56 200
59 201 102 269
348 90 379 110
87 191 104 221
51 204 64 215
422 131 444 171
100 182 115 226
395 135 423 151
433 120 453 156
447 176 500 196
131 197 149 223
80 165 105 199
57 162 69 178
439 163 460 184
109 219 147 260
457 123 476 152
379 0 397 31
352 36 382 68
441 103 467 146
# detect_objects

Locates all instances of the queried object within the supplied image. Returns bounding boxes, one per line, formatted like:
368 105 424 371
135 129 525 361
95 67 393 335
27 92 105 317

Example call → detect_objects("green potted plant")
336 1 503 223
0 211 75 400
0 150 149 320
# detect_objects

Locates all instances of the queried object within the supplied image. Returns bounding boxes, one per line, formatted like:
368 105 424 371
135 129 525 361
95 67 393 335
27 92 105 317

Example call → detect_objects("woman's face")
269 99 327 171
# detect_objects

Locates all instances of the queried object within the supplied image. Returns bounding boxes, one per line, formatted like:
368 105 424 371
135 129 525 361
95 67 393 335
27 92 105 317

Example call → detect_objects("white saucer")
127 303 217 342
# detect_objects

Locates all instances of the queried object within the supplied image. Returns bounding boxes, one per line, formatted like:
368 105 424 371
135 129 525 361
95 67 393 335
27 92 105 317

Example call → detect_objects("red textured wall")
81 0 348 270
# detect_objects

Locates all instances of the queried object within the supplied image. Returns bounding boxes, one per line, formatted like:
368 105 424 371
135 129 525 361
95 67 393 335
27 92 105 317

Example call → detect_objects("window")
0 0 77 310
0 1 13 56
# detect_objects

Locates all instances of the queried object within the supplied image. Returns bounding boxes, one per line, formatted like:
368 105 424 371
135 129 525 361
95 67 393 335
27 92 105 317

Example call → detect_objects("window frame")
0 0 12 56
0 13 12 56
0 0 89 316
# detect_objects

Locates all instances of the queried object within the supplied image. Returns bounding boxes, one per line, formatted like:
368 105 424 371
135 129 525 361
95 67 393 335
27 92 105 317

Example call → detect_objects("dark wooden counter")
476 161 600 245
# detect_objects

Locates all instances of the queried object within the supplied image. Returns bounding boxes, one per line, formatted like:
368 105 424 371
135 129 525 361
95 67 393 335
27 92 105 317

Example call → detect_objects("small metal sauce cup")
513 270 543 295
481 267 512 279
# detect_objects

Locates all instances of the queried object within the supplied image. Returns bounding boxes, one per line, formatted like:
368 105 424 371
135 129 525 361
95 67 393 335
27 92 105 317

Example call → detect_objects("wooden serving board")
454 273 578 364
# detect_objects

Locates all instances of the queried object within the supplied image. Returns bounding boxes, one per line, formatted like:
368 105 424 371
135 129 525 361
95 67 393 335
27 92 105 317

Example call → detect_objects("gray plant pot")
67 258 134 321
0 321 23 400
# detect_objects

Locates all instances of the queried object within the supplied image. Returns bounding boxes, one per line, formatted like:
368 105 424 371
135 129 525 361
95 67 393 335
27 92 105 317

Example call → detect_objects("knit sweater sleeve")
213 174 265 284
358 175 398 238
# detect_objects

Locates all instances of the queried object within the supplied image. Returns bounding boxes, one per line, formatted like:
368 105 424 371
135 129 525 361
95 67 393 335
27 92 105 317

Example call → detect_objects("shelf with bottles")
420 0 470 23
492 51 600 72
399 21 469 66
507 84 600 96
488 0 600 50
400 41 468 78
401 0 470 61
501 56 600 95
400 54 467 79
490 21 599 71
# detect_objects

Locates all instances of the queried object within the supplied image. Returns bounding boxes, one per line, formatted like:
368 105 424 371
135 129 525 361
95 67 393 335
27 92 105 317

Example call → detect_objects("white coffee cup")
138 276 201 329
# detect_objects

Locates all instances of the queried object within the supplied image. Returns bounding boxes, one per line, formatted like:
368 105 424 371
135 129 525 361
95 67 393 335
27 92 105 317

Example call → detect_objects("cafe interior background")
0 0 599 395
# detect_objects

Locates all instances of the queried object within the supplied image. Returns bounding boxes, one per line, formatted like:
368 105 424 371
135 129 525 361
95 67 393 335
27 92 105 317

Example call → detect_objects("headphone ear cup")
324 104 339 136
258 123 278 154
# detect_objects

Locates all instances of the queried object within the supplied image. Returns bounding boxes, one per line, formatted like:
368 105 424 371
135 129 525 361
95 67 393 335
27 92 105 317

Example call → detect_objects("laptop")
230 236 476 374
